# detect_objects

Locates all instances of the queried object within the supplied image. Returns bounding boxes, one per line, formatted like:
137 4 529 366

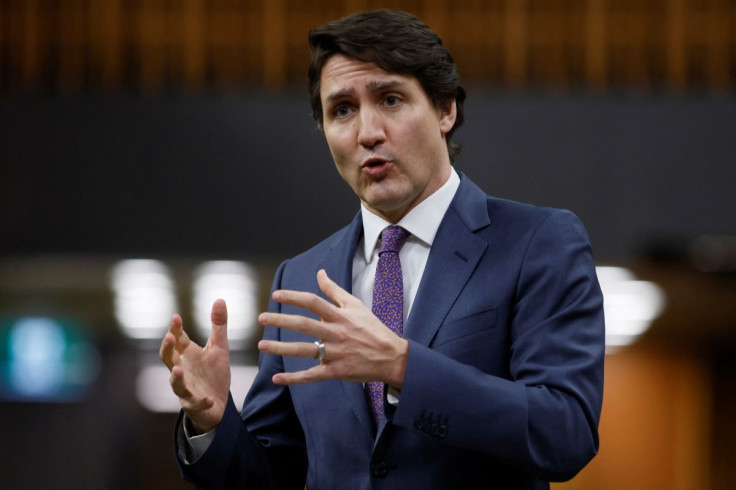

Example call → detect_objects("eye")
384 95 402 106
333 104 352 118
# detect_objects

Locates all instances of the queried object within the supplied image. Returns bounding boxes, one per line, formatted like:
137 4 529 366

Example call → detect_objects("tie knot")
379 226 410 255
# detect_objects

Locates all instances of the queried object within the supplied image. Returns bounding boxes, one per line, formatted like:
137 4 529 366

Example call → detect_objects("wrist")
185 413 217 436
192 420 217 435
387 338 409 389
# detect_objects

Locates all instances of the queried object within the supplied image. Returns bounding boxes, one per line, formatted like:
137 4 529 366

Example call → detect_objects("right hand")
159 299 231 434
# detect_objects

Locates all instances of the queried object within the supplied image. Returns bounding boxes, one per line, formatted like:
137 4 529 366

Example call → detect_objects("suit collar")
319 172 489 275
451 172 493 232
403 174 491 346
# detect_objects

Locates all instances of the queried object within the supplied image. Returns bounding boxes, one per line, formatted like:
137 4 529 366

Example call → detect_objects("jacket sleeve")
390 209 605 482
174 260 308 489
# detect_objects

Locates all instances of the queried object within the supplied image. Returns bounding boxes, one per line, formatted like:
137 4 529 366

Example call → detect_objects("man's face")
319 54 456 223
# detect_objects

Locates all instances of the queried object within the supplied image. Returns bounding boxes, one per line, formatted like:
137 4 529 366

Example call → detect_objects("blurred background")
1 0 734 488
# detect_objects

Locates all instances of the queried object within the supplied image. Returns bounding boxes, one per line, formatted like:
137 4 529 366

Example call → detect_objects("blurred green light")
0 317 100 402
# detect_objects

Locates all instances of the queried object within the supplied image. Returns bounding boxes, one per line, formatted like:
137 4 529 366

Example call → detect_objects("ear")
437 99 457 135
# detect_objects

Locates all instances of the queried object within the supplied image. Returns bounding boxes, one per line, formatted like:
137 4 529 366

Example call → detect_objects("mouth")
360 157 392 178
361 157 390 169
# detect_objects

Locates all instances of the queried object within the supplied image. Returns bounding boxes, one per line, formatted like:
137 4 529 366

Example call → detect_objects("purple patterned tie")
365 225 410 428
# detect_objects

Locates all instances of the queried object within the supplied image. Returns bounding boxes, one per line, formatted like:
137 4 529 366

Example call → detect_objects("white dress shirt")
183 168 461 462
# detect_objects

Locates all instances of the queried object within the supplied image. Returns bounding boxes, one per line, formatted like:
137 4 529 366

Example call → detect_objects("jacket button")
371 462 388 477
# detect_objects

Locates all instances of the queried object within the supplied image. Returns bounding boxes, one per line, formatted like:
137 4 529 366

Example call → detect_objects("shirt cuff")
177 414 217 464
387 385 401 405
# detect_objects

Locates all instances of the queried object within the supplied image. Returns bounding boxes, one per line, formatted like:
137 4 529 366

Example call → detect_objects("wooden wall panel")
444 2 505 83
0 0 733 92
552 344 712 490
711 351 736 490
91 0 122 88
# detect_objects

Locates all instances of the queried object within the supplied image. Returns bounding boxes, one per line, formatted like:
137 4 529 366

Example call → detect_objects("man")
160 9 605 489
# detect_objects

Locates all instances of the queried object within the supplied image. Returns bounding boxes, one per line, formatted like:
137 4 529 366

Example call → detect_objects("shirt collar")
360 167 461 262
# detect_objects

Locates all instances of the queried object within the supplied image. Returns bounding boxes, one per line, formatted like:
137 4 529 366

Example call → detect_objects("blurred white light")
136 364 258 413
110 259 178 339
596 266 666 352
193 261 259 348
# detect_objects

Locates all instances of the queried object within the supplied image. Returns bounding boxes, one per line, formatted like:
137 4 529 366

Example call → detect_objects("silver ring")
314 340 326 362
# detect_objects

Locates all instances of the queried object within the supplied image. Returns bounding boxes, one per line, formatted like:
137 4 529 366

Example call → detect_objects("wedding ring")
314 340 326 362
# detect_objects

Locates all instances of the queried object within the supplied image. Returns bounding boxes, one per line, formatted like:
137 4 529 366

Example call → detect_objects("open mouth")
360 157 393 178
362 158 389 168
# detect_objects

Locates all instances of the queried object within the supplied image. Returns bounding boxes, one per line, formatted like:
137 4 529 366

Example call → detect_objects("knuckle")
330 364 348 379
159 347 170 363
333 328 349 343
307 294 323 309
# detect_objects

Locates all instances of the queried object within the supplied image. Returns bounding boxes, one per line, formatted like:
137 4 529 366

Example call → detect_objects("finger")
170 365 192 399
272 365 328 385
316 269 356 308
159 315 183 369
208 299 229 348
170 367 216 414
271 288 338 321
159 332 179 370
169 313 193 354
258 311 333 339
258 340 324 360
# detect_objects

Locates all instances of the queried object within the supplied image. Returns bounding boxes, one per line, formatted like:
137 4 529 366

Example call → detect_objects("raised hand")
159 299 232 434
257 269 409 389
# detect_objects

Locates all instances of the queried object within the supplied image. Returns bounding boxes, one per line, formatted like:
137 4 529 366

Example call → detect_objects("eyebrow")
324 79 407 104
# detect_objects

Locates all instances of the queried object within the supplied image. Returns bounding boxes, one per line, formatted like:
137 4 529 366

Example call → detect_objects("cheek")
412 120 445 156
397 116 434 147
325 128 352 159
326 143 358 187
328 146 351 177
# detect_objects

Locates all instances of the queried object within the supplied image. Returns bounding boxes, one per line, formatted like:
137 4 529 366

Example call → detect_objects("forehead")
319 54 420 100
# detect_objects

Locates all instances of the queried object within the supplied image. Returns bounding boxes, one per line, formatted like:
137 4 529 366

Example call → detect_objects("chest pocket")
431 307 498 348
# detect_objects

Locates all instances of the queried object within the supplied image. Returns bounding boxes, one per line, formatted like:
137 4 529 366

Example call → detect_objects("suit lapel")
403 176 491 347
317 213 375 432
318 212 362 294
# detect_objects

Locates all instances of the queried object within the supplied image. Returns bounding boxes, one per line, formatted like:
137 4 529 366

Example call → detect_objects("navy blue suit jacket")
175 175 605 489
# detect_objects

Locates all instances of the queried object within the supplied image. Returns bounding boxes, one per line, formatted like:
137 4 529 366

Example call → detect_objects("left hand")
257 269 409 388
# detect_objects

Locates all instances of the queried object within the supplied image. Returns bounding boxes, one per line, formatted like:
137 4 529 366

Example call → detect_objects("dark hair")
307 9 466 162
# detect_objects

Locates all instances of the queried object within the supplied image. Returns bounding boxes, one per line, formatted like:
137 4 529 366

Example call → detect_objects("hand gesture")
159 299 231 434
257 270 409 388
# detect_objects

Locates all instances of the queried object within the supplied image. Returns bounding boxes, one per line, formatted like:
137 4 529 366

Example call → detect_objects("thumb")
209 299 229 347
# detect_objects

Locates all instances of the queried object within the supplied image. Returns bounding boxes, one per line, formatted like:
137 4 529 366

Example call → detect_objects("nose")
357 107 386 148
